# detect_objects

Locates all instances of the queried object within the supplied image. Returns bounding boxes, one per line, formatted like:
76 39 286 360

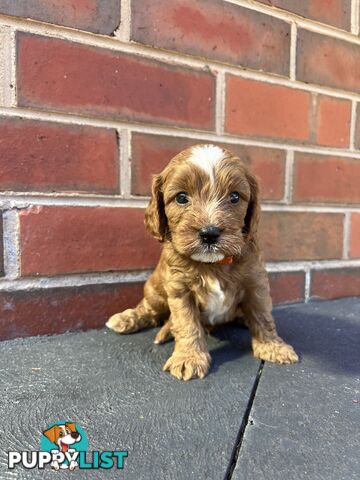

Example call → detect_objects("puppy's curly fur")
107 145 298 380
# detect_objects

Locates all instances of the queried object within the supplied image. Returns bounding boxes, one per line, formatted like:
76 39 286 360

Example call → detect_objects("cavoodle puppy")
107 144 298 380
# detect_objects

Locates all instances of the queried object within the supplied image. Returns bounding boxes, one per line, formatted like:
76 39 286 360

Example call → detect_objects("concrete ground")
0 298 359 480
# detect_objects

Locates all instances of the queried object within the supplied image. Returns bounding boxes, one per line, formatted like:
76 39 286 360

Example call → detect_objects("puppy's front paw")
106 309 139 334
252 339 299 364
69 461 78 471
163 350 211 381
51 462 60 471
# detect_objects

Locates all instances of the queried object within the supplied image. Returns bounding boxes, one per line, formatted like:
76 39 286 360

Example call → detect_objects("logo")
8 421 128 471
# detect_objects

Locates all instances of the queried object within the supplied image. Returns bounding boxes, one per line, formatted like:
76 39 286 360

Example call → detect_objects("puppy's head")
43 423 81 450
145 144 260 263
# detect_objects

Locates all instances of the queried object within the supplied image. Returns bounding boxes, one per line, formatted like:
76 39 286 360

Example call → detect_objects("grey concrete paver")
233 298 360 480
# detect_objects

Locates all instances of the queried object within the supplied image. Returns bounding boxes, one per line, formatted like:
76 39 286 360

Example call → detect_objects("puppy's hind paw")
106 309 140 334
252 339 299 364
154 322 173 345
163 350 211 381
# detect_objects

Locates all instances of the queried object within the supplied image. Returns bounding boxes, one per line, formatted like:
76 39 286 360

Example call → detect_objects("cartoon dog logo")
43 423 81 470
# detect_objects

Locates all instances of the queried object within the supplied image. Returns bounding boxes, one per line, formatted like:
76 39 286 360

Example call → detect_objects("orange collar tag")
216 256 233 265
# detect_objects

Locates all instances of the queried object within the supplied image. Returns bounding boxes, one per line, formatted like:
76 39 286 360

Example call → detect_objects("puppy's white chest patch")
203 278 231 325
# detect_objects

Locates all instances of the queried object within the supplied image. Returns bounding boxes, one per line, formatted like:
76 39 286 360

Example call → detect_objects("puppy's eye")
230 192 240 204
175 192 189 205
59 431 64 437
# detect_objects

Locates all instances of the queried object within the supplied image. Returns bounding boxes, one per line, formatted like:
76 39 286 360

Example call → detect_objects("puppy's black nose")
71 432 80 439
199 225 221 244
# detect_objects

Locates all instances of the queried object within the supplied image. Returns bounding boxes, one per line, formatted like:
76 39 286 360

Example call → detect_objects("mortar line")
215 70 226 135
0 194 150 208
342 212 352 259
1 193 360 212
290 22 297 81
283 150 294 204
267 259 360 272
119 128 132 197
304 268 311 302
254 203 355 213
9 27 16 106
2 209 20 279
0 260 359 292
0 270 152 291
309 92 318 145
351 0 360 35
2 106 360 158
0 26 15 107
115 0 131 41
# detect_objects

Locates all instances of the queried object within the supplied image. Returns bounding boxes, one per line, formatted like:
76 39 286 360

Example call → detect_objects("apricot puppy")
107 145 298 380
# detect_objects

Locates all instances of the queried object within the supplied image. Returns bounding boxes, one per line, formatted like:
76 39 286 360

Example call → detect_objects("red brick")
259 212 344 261
311 268 360 300
350 214 360 258
354 104 360 149
258 1 351 30
315 96 351 147
0 282 144 340
17 33 215 130
225 76 311 141
19 206 161 276
0 0 121 35
0 117 119 194
297 29 360 93
269 271 305 305
132 0 290 76
131 133 285 201
293 154 360 204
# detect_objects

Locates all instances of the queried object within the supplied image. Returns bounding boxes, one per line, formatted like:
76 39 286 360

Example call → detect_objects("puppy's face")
145 145 259 263
43 423 81 451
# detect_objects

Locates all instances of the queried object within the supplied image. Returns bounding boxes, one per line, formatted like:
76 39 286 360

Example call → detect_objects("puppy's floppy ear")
43 425 58 444
144 174 168 242
65 422 76 433
243 171 260 242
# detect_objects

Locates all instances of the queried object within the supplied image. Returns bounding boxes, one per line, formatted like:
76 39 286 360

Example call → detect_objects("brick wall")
0 0 359 340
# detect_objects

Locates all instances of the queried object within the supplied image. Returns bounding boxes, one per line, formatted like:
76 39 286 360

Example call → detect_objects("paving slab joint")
225 360 265 479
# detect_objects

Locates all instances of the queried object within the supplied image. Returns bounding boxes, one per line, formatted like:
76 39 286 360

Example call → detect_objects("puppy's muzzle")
199 225 221 245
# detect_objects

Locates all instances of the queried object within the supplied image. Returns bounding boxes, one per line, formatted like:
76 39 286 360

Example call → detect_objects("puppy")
43 423 81 470
107 144 298 380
